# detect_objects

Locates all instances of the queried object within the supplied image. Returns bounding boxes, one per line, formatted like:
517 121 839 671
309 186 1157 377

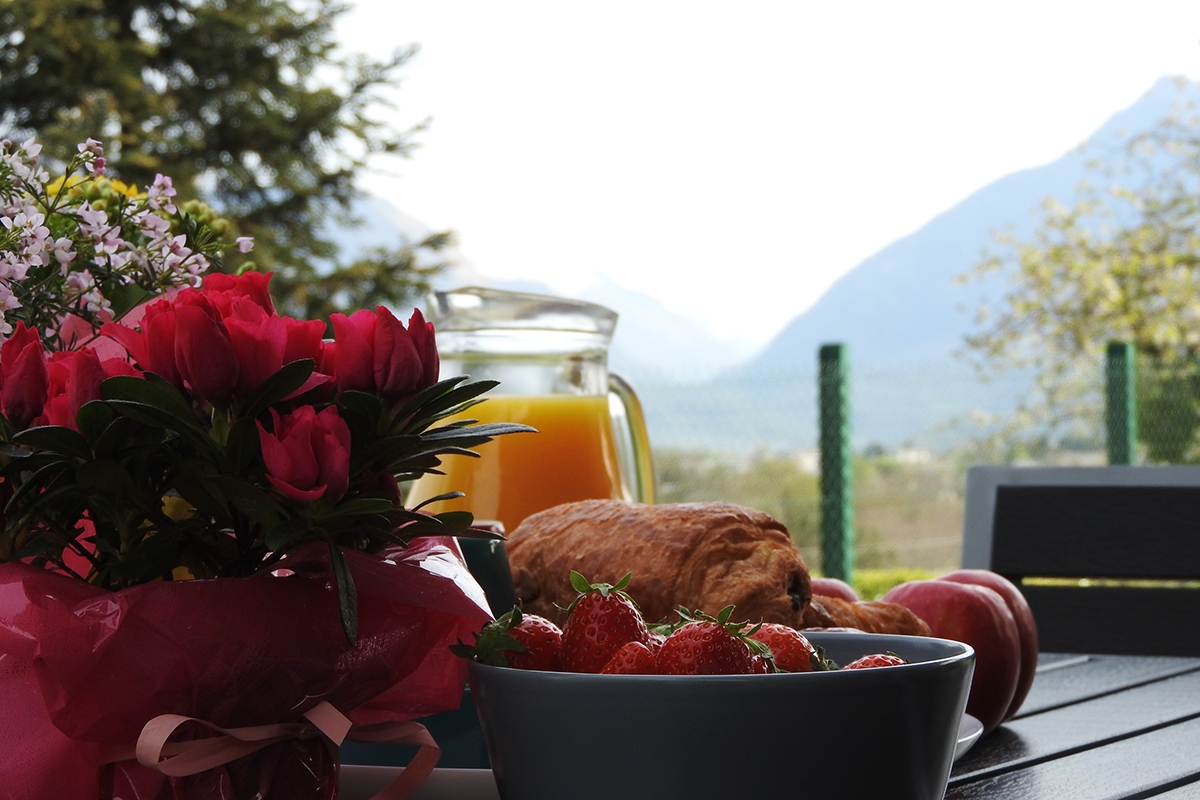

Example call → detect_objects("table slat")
953 670 1200 779
946 716 1200 799
1017 654 1200 716
1136 784 1200 799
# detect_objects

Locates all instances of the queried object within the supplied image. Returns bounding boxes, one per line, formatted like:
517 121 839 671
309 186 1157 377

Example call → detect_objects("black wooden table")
946 652 1200 799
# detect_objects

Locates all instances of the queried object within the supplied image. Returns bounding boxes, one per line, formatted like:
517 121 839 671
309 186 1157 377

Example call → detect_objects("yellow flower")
44 174 86 195
109 179 140 198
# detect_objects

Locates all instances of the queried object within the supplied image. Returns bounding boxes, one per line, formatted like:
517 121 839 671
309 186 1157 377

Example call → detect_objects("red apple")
882 579 1020 734
810 576 859 603
938 569 1038 721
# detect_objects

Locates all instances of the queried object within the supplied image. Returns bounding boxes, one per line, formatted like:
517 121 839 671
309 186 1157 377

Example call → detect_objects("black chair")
962 465 1200 657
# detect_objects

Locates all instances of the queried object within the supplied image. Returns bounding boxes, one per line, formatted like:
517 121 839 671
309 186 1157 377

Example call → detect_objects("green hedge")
850 568 939 601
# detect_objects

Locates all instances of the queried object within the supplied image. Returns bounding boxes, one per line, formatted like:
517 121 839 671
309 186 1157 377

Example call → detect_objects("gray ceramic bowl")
469 630 974 800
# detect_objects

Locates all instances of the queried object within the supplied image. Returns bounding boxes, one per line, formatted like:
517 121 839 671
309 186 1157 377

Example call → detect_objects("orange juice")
407 394 627 533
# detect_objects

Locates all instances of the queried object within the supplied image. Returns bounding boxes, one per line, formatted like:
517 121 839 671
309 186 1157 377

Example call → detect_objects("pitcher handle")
608 373 655 504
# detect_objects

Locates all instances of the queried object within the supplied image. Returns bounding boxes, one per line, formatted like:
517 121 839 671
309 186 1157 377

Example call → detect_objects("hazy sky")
336 1 1200 346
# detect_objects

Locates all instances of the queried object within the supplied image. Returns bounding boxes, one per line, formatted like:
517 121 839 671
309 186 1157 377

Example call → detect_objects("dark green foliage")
0 365 531 628
0 0 448 318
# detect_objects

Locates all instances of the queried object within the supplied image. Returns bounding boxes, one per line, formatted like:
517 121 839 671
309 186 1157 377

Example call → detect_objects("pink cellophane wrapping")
0 538 492 800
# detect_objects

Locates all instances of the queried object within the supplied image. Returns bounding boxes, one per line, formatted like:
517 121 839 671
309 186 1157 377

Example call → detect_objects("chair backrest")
962 465 1200 657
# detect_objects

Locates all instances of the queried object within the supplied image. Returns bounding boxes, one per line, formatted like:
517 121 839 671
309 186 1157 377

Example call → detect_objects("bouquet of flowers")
0 138 526 799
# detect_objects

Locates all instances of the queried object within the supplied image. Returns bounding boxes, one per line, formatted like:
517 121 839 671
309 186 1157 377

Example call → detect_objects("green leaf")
0 450 70 478
204 475 286 527
569 570 591 593
424 421 537 440
328 542 358 646
410 491 464 511
395 377 501 434
104 282 152 319
172 476 234 528
76 401 114 442
322 497 396 518
392 376 477 422
16 480 86 520
393 510 475 539
339 390 384 427
11 425 93 460
448 610 526 666
241 359 316 419
104 399 217 456
0 442 29 459
102 398 193 432
93 415 134 458
221 416 261 475
349 433 423 472
265 516 312 552
102 375 200 430
7 460 74 509
76 459 139 496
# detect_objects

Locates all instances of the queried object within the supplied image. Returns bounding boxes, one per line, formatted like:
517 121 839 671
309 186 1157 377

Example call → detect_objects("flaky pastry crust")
507 500 812 628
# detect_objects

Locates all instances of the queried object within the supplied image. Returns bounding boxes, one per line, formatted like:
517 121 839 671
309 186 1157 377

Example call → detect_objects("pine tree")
0 0 448 320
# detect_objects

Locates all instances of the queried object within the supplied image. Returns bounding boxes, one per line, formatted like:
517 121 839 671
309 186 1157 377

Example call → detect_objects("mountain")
632 77 1200 452
328 77 1199 454
752 76 1199 370
328 198 756 379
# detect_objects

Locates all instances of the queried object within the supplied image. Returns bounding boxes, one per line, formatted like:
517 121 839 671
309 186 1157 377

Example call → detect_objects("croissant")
506 500 812 628
801 595 932 637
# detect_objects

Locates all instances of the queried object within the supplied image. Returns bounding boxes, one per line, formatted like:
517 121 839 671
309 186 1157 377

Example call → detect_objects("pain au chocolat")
505 499 927 637
506 500 810 627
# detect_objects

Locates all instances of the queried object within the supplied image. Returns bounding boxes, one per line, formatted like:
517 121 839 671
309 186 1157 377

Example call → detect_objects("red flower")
329 307 439 401
103 292 240 407
0 323 49 429
39 348 141 431
200 270 276 315
101 297 182 387
256 405 351 502
171 299 239 407
407 308 439 388
282 317 327 365
223 298 287 397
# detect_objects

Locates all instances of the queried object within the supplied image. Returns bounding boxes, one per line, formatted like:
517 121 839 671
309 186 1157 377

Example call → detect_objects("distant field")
654 449 966 576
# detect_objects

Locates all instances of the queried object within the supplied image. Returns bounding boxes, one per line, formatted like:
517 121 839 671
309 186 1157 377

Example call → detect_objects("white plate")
955 713 984 762
341 765 499 800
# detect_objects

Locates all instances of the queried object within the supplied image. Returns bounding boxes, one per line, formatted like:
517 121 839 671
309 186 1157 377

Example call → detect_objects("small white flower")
148 174 177 214
78 138 104 158
53 237 76 267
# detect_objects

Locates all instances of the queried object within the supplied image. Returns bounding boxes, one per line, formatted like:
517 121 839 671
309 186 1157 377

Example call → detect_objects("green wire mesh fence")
626 344 1196 579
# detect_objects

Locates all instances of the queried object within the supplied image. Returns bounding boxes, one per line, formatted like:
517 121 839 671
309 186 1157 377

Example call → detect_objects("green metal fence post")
819 343 854 582
1105 341 1137 465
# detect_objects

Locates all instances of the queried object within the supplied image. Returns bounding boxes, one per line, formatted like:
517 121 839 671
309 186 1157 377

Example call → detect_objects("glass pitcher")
406 286 655 534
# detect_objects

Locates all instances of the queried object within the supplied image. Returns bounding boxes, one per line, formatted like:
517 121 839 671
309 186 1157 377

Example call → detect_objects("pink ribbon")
100 701 440 800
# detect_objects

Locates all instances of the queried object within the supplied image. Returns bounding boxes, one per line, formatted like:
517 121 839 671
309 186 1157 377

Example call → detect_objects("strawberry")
505 611 565 671
656 606 764 675
561 571 651 673
601 640 658 674
747 622 818 672
449 607 563 671
748 653 772 674
843 652 908 670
